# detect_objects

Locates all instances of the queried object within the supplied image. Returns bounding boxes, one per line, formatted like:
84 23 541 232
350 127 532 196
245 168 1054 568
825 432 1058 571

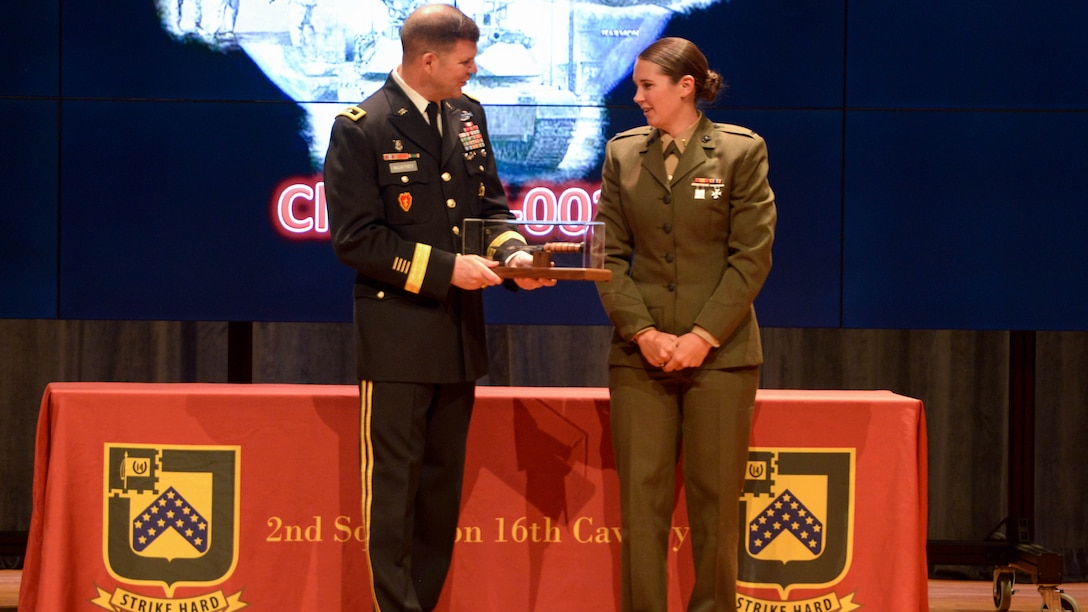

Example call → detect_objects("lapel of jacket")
440 100 460 166
382 76 440 158
640 128 670 189
670 115 713 186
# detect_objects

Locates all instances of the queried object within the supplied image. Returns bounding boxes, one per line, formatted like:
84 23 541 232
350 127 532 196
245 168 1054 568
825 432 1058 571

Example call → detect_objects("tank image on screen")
155 0 723 182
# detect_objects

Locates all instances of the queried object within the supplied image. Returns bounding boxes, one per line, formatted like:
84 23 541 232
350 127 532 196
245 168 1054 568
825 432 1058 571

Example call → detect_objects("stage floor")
2 570 1085 611
929 578 1087 611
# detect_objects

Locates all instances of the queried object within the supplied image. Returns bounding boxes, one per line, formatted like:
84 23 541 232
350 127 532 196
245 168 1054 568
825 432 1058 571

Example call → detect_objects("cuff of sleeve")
631 327 654 345
691 326 720 348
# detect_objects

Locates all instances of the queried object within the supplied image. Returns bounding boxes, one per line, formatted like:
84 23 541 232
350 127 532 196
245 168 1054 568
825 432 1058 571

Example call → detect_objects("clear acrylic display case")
461 219 610 281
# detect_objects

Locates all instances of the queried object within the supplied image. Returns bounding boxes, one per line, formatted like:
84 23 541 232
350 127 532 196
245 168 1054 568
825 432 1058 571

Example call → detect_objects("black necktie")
426 102 442 151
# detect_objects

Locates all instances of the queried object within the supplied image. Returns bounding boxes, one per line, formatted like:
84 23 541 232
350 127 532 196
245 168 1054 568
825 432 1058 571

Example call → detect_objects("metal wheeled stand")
991 541 1078 611
926 332 1080 611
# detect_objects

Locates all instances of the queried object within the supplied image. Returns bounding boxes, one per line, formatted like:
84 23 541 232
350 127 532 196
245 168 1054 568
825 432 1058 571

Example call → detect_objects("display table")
19 384 926 611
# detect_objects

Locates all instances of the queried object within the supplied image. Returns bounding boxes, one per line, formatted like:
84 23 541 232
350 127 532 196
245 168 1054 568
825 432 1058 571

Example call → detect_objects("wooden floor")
0 571 18 611
929 578 1087 611
1 570 1084 610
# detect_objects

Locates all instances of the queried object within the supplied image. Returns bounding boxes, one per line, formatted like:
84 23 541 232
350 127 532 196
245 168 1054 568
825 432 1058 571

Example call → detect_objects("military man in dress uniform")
323 4 551 611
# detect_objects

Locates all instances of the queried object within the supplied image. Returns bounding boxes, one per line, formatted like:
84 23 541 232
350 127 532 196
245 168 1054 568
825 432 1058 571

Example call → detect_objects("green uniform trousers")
608 364 758 612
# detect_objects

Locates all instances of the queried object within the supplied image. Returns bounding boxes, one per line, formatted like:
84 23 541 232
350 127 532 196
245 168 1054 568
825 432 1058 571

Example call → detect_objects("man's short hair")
400 4 480 58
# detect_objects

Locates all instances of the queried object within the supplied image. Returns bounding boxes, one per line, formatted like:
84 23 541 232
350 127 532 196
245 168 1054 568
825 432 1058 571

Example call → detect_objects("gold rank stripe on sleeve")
404 243 431 294
338 106 366 121
392 256 410 275
486 230 527 259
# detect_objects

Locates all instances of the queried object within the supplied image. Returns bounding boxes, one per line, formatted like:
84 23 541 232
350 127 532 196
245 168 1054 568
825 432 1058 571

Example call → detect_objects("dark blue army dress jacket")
324 75 523 383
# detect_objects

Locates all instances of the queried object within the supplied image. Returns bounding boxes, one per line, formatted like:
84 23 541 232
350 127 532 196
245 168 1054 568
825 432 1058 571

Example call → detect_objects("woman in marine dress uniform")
594 37 777 612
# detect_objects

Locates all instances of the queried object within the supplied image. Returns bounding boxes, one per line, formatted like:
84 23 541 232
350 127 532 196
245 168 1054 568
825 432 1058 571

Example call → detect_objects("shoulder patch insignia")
338 106 366 121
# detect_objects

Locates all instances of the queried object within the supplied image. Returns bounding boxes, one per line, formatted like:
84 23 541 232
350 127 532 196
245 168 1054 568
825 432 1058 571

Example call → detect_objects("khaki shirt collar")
660 112 703 156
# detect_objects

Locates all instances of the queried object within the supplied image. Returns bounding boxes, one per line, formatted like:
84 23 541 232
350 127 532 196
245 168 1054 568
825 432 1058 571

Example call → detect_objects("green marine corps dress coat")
596 115 776 365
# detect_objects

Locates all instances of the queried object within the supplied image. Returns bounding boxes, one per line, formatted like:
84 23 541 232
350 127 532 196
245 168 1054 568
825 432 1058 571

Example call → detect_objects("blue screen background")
2 0 1086 330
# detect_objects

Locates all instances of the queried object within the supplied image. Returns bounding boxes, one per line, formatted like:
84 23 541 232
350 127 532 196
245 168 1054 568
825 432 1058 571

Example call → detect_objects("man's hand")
451 254 502 290
506 250 557 290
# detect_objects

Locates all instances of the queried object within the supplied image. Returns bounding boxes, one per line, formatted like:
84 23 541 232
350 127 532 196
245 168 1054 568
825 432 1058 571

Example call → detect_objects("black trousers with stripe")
359 380 475 612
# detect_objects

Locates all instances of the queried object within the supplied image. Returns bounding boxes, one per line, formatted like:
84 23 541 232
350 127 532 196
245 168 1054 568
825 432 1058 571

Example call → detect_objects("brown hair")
400 4 480 58
638 37 724 104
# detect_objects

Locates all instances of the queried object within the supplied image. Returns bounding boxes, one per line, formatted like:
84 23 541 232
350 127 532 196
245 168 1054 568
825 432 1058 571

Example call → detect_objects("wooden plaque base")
494 267 612 282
